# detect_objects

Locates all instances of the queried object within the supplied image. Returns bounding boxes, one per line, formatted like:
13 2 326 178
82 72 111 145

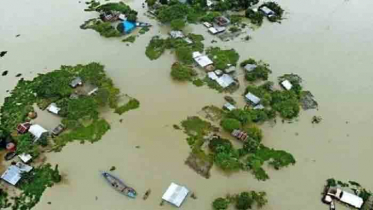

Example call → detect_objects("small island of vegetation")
212 191 267 210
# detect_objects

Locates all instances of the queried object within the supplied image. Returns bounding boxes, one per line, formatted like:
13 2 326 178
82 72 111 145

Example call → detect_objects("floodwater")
1 0 373 209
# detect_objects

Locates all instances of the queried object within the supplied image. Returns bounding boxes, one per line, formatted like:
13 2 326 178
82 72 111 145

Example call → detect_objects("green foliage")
245 85 272 106
0 189 10 209
236 192 254 210
213 197 229 210
146 0 157 7
206 47 240 70
13 164 61 210
201 12 222 22
66 97 99 121
229 26 240 33
226 109 252 125
96 2 138 21
244 125 262 142
230 15 243 24
139 26 150 34
114 98 140 115
145 36 167 60
122 35 136 43
241 59 272 82
171 19 186 30
192 79 204 87
255 146 296 169
171 62 196 81
156 3 189 23
245 9 264 26
209 137 233 153
214 149 241 171
175 47 194 64
221 118 241 132
271 90 300 119
87 20 122 38
181 116 213 137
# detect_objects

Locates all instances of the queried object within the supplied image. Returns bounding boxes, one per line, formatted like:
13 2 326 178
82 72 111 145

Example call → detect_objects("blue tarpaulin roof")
123 21 136 33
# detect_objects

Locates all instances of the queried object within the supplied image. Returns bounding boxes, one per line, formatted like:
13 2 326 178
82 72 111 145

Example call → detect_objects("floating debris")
109 166 116 171
0 51 7 57
16 34 20 37
16 73 22 77
312 116 322 124
185 153 212 179
47 202 51 205
224 96 236 105
2 71 8 76
173 124 181 130
300 91 318 110
143 189 151 200
135 146 140 149
191 192 197 199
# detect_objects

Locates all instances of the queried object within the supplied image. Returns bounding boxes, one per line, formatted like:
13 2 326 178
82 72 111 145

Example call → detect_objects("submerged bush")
170 62 196 81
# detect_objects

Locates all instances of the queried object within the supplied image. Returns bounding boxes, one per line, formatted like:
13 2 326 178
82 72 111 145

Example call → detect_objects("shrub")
213 197 229 210
221 118 241 132
171 19 186 30
170 62 196 81
245 9 264 26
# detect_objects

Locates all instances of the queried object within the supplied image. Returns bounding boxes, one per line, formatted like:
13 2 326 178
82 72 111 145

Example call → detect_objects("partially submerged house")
326 187 364 209
225 65 236 74
193 52 214 69
244 64 257 72
208 72 236 89
280 80 292 90
259 6 275 18
245 92 261 105
231 129 248 142
215 16 230 26
203 22 212 28
223 102 236 111
1 163 33 186
169 30 185 39
28 124 48 142
162 182 189 207
99 12 119 22
208 26 226 35
47 103 61 115
17 122 31 134
70 77 83 88
18 153 32 163
117 20 136 34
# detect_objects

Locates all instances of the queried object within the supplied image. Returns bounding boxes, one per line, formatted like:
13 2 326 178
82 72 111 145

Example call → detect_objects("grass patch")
114 98 140 115
122 35 136 43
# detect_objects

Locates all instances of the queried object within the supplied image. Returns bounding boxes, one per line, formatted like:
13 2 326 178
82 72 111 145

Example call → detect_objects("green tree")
66 97 99 121
245 125 262 142
226 109 252 125
171 19 186 30
245 9 264 26
221 118 241 132
170 62 196 81
213 197 229 210
175 46 194 64
236 192 254 210
146 0 157 7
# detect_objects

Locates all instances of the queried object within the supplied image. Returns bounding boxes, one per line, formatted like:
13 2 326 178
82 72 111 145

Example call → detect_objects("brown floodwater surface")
1 0 373 209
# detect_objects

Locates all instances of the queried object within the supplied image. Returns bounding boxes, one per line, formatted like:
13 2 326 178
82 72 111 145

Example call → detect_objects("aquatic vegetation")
83 19 122 38
206 47 240 70
230 15 243 24
271 90 300 119
240 58 272 82
96 2 138 22
139 26 150 35
114 98 140 115
259 2 284 22
221 118 241 132
122 35 136 43
145 36 167 60
12 164 61 210
170 62 196 81
212 191 267 210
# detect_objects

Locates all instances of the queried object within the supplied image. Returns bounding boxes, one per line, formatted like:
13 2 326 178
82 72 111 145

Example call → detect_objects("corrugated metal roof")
216 74 234 88
245 92 261 105
1 166 21 185
281 80 292 90
162 183 189 207
29 124 48 141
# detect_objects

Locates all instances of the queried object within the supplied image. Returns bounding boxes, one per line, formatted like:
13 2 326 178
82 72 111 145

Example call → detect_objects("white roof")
29 124 48 141
192 51 202 58
281 80 293 90
208 27 218 34
208 72 218 80
16 162 33 173
88 87 98 96
206 0 213 7
118 14 126 21
340 191 364 209
194 55 213 68
260 6 275 15
253 104 265 110
18 153 32 163
215 26 226 33
203 22 212 28
170 31 185 39
244 64 257 72
183 37 193 44
1 166 21 185
215 69 223 76
47 103 60 114
225 66 236 73
216 74 234 88
162 183 189 207
224 103 236 111
245 92 261 104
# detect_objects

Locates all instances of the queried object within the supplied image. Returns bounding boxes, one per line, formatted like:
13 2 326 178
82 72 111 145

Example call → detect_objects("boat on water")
136 22 152 27
101 172 137 198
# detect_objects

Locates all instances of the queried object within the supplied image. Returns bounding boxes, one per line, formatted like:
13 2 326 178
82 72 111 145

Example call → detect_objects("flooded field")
1 0 373 209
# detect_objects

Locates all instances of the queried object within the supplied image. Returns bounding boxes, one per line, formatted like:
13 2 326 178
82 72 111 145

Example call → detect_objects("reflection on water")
1 0 373 209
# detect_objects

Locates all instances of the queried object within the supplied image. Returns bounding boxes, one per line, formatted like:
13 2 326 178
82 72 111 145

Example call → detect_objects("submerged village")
1 0 373 210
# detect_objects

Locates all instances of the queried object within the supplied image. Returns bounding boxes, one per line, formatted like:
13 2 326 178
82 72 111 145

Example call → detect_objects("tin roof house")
47 103 61 115
70 77 83 88
162 183 189 207
245 92 261 105
193 52 214 69
29 124 48 142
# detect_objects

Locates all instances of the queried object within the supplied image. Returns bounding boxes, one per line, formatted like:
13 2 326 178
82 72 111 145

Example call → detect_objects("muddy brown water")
1 0 373 209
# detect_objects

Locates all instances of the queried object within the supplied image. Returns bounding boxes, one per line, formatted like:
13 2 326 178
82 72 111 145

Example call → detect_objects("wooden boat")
102 172 137 198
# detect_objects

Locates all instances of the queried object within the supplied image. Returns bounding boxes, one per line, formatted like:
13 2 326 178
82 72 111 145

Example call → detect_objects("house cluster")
169 31 193 44
99 10 151 35
1 155 33 186
203 16 231 35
